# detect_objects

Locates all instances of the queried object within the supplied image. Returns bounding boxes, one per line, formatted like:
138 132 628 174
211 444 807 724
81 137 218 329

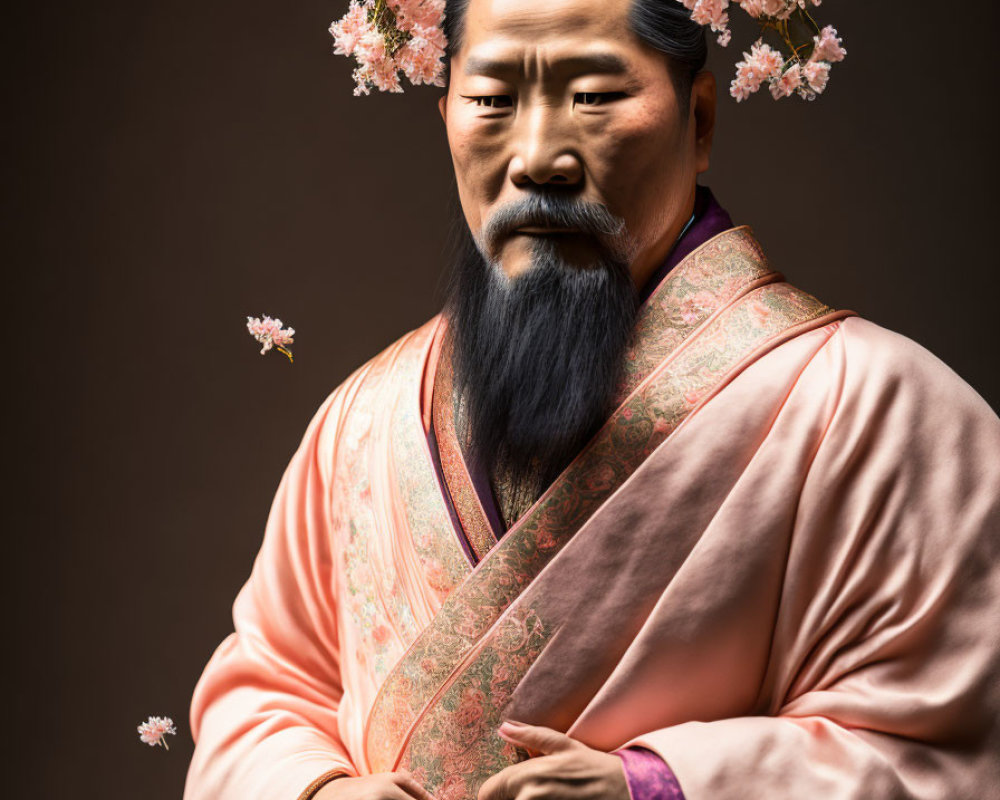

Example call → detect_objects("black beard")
443 191 638 516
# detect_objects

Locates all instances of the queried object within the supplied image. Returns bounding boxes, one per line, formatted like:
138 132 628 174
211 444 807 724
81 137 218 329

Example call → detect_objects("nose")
507 102 584 188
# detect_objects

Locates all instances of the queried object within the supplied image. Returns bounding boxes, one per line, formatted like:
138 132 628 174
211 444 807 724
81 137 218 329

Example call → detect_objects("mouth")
514 226 583 236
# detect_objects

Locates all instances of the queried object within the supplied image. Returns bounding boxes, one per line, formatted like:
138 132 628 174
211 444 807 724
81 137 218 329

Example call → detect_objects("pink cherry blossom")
738 0 766 16
690 0 729 31
803 59 831 93
330 0 446 94
696 0 844 102
389 0 446 34
770 62 803 99
138 716 177 750
730 40 785 101
329 1 371 56
329 0 841 101
730 75 753 102
246 315 296 362
682 0 732 44
736 0 802 20
366 56 405 93
353 29 389 71
758 0 789 18
395 24 447 87
812 24 847 63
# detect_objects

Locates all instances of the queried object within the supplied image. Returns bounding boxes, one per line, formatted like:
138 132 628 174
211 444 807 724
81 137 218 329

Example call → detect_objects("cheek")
583 98 694 238
587 99 690 191
448 114 508 194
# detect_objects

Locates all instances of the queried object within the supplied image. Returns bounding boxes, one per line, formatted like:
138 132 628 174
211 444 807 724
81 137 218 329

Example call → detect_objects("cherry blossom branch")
329 0 447 95
682 0 847 102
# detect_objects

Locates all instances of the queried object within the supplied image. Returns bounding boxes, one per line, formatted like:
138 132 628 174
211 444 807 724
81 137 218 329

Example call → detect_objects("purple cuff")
614 746 685 800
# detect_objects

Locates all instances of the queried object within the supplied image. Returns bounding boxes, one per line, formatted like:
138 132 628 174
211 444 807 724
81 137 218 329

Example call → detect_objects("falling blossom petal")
247 315 296 362
138 716 177 750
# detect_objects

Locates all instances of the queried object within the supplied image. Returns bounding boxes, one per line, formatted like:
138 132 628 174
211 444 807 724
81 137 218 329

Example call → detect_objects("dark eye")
574 91 628 106
466 95 513 108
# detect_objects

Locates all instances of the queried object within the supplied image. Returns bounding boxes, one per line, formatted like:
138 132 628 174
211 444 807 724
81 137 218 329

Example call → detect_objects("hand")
478 721 630 800
315 771 436 800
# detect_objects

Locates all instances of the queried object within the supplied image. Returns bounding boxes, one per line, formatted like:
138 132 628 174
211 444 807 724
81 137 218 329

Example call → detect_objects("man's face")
438 0 715 286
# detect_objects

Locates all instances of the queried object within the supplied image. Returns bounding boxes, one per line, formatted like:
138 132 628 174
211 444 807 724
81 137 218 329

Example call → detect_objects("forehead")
459 0 639 65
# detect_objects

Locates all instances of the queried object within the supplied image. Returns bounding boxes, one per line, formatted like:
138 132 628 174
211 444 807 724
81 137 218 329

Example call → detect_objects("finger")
386 784 427 800
393 771 437 800
478 759 534 800
498 721 578 755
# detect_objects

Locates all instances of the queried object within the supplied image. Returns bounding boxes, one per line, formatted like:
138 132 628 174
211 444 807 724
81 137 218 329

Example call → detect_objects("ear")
690 71 717 175
438 93 448 124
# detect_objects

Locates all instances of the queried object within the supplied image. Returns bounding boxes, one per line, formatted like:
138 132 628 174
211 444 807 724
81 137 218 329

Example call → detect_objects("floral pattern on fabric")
617 225 774 401
388 328 472 601
334 323 472 692
432 333 498 563
396 605 552 800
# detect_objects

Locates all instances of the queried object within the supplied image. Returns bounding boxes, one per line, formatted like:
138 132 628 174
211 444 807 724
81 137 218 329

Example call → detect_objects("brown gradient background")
8 1 999 798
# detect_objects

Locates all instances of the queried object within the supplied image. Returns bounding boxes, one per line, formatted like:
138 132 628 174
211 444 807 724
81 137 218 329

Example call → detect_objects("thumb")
498 721 578 756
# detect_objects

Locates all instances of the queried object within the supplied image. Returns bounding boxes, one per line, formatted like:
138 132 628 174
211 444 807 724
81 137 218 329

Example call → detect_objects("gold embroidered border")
431 332 498 563
616 225 775 401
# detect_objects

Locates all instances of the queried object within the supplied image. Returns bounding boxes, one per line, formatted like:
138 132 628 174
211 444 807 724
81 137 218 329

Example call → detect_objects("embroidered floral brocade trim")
616 225 775 401
432 333 498 562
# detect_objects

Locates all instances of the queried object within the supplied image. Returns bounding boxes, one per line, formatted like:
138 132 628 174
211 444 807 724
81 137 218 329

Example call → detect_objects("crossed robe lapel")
366 226 852 788
427 219 779 562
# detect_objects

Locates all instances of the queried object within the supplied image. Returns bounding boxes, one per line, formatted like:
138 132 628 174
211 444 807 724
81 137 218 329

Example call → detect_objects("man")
184 0 1000 798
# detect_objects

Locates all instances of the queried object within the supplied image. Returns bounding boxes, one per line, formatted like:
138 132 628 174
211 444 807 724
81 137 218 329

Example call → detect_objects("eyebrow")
463 52 630 78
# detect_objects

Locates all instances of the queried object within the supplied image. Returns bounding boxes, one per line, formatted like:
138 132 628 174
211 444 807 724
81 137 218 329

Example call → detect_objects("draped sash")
360 227 851 798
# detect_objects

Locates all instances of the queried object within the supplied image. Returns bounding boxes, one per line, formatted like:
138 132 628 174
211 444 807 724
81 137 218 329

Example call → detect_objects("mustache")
479 192 627 260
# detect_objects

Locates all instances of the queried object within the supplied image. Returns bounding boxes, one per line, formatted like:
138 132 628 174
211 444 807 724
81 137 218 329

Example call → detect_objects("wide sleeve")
184 388 359 800
622 319 1000 799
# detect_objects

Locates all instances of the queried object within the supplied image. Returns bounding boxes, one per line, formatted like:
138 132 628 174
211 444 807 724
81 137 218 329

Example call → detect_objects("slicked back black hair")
441 0 707 105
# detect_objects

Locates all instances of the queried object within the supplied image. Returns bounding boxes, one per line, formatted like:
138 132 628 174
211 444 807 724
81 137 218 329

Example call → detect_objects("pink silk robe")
184 228 1000 800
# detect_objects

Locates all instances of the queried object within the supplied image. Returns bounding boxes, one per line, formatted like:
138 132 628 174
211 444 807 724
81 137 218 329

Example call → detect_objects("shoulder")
828 315 999 428
799 316 1000 516
794 317 1000 567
